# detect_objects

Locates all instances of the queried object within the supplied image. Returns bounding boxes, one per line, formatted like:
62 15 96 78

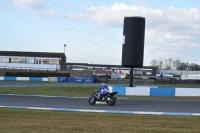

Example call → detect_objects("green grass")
0 86 96 97
0 86 200 101
0 108 200 133
0 85 200 132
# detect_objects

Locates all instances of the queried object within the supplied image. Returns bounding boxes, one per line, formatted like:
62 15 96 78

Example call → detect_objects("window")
11 58 27 63
42 59 59 65
42 59 50 64
35 59 42 64
19 58 27 63
0 57 9 63
27 58 34 64
50 59 59 65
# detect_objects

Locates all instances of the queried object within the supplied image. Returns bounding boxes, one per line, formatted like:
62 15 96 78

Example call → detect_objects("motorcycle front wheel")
89 96 96 105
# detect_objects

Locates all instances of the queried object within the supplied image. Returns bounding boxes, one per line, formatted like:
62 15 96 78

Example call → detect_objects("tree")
180 62 187 70
168 58 173 70
189 63 199 71
150 59 159 69
173 58 182 70
158 58 164 69
149 57 200 71
164 59 171 70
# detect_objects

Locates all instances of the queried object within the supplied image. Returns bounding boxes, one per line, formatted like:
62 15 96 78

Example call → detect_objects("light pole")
64 44 67 55
186 62 189 80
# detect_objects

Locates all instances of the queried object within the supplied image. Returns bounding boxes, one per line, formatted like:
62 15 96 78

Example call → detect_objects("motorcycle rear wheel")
89 96 96 105
107 97 116 106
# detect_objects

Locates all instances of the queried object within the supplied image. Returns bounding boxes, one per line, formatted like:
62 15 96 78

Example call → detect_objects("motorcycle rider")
97 82 110 101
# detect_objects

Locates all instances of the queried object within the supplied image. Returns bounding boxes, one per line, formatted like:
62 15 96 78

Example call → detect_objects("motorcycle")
88 90 118 106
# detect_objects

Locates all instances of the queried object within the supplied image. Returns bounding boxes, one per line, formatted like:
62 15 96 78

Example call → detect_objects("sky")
0 0 200 66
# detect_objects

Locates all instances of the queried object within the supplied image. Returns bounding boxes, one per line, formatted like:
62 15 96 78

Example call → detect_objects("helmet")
101 82 105 87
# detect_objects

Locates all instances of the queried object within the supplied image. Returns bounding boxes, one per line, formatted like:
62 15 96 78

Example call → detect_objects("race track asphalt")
1 95 200 113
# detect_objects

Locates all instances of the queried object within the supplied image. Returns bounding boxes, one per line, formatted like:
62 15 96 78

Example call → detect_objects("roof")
0 51 65 58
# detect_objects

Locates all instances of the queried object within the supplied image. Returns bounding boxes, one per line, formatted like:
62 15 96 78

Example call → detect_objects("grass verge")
0 86 200 101
0 108 200 133
0 86 96 97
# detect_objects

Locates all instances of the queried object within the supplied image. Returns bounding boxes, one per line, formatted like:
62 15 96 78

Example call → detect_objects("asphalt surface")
0 95 200 113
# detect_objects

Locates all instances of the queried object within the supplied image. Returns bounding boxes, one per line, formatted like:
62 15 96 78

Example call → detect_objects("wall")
0 76 95 83
175 88 200 96
0 76 48 81
107 86 200 97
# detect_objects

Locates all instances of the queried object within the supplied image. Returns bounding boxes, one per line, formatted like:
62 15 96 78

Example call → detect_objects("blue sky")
1 0 200 66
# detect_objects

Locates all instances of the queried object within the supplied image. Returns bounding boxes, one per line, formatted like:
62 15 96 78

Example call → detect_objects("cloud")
0 3 7 10
63 2 73 8
66 3 200 65
88 27 98 34
8 0 57 18
66 3 200 30
66 3 156 28
85 39 99 45
32 8 56 17
10 0 48 9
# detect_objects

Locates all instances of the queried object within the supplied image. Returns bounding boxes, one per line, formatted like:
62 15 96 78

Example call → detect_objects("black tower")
121 16 145 87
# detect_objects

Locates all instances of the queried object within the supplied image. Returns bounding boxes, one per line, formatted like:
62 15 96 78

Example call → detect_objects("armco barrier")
126 86 151 96
84 78 95 83
0 76 95 83
112 86 127 95
0 76 48 82
4 76 16 81
175 88 200 96
150 87 175 96
74 77 84 83
48 77 58 82
67 77 75 82
58 77 68 82
29 77 43 81
108 86 200 97
16 77 29 81
64 77 95 83
0 76 4 80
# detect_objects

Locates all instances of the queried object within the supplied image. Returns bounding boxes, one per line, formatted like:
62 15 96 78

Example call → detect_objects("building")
0 51 66 70
0 50 156 78
66 62 157 77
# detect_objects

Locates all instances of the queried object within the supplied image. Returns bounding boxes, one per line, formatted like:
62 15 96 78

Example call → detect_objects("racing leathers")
97 85 110 101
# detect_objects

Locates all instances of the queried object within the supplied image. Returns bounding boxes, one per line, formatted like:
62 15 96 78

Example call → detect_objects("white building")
0 51 66 70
